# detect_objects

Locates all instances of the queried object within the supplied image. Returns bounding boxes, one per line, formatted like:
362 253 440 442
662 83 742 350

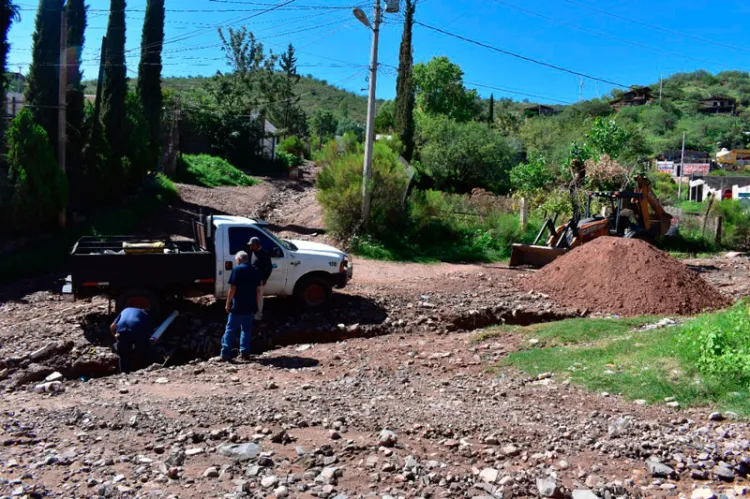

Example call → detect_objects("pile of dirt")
520 237 731 316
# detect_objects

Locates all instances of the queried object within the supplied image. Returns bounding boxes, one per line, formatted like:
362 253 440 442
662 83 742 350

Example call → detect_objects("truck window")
228 227 282 256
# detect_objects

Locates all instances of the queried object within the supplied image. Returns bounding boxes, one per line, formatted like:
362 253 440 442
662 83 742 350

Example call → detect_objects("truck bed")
70 236 215 291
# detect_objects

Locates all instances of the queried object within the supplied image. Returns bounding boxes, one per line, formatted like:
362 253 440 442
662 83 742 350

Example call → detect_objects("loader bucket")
509 244 569 268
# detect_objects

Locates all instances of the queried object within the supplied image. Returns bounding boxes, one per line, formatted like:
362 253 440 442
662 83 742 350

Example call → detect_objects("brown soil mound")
520 237 731 316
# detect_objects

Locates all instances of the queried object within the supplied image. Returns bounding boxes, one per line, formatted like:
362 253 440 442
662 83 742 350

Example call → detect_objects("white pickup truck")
66 215 353 316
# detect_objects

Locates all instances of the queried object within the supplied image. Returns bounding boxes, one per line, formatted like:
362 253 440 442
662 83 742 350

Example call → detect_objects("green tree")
6 110 67 230
413 56 478 122
25 0 63 157
274 43 307 136
137 0 165 167
0 0 19 143
488 93 495 126
375 99 394 133
394 0 416 161
65 0 86 208
101 0 128 182
311 109 337 142
586 117 630 158
510 155 555 195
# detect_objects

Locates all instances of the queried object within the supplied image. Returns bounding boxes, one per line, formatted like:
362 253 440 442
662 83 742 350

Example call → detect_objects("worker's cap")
248 237 261 246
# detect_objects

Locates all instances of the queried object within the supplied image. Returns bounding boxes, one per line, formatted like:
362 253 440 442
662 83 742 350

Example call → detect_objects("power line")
465 81 572 104
563 0 750 57
413 21 629 88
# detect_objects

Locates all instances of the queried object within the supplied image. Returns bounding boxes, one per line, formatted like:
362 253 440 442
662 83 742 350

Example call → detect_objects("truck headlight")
339 255 350 273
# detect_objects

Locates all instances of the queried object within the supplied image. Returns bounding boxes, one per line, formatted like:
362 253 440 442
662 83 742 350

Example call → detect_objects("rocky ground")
1 167 749 498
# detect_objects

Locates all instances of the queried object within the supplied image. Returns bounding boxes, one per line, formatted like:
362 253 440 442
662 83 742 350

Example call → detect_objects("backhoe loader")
509 175 673 268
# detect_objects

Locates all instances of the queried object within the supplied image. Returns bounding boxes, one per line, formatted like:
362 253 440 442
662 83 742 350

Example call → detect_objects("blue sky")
7 0 750 104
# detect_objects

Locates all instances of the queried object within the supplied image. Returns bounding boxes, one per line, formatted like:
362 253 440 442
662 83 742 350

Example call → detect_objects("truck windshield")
263 229 297 251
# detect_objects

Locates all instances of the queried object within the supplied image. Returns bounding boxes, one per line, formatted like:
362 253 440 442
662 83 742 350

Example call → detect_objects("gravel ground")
1 168 749 498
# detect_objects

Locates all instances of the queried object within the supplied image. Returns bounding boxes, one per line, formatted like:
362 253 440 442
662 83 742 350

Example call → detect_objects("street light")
355 0 399 230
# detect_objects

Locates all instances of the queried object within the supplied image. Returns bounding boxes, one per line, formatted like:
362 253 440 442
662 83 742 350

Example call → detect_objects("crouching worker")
110 307 153 374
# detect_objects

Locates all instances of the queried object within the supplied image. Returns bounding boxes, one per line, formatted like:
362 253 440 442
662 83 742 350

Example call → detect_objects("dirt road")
1 168 749 498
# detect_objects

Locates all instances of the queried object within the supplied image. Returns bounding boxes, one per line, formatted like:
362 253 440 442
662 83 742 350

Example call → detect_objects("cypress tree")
66 0 86 203
136 0 164 166
0 1 18 138
25 0 63 157
488 93 494 126
394 0 416 161
101 0 127 174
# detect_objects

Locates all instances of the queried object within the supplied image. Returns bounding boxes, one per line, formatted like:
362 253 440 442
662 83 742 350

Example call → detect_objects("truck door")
223 226 289 296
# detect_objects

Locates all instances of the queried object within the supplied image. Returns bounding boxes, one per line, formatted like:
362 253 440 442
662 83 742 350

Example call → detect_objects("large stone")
692 489 717 499
714 464 735 482
317 466 342 484
479 468 499 484
502 445 520 457
536 476 558 498
218 443 261 461
274 485 289 498
261 475 278 488
203 467 219 478
645 458 674 478
165 450 185 467
572 491 599 499
378 430 397 447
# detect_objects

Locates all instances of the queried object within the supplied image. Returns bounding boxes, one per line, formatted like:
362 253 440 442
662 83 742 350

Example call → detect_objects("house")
260 118 278 160
609 86 655 111
699 95 736 115
689 175 750 202
523 104 556 117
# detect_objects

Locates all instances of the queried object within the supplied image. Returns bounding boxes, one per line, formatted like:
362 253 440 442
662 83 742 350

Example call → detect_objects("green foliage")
375 99 395 133
137 0 165 166
510 155 555 195
587 117 630 158
317 142 409 238
413 56 479 122
25 0 63 156
310 109 337 142
713 199 750 249
417 113 516 193
101 0 127 169
65 0 87 211
0 0 19 154
176 154 259 187
275 151 302 170
5 110 67 231
336 116 364 142
648 171 678 202
269 43 307 137
277 135 307 159
342 132 362 154
394 0 416 161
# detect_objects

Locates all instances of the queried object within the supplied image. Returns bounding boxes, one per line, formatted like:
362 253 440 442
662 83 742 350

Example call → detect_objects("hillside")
83 74 372 124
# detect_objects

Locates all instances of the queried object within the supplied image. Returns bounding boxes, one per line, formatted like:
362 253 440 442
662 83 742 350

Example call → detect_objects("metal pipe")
150 310 179 343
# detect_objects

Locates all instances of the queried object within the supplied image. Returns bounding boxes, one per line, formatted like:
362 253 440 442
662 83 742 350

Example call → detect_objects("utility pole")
58 10 68 228
678 131 686 200
361 0 382 230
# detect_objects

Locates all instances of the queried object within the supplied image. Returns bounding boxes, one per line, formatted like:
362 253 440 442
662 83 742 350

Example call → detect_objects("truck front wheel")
294 275 332 311
116 288 161 318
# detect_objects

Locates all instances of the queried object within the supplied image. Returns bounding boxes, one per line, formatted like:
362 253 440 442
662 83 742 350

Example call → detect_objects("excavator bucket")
509 244 569 268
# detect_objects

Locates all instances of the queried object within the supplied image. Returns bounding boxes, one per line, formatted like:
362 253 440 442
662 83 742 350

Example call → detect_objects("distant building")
699 95 736 115
523 104 556 117
609 86 655 111
689 175 750 202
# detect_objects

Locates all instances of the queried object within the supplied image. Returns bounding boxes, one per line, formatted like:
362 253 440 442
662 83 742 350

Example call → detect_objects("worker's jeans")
221 313 254 359
116 335 151 373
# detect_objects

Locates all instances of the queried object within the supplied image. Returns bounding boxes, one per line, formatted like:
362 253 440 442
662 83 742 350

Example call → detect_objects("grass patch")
499 306 750 415
474 316 657 346
674 200 705 214
0 174 179 283
176 154 260 188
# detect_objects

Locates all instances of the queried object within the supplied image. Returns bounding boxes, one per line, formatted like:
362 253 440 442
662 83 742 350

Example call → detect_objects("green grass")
0 174 179 283
674 200 706 214
176 154 260 188
494 310 750 415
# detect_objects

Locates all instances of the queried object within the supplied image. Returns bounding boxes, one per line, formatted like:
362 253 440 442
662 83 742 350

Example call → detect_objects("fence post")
702 196 714 238
520 197 528 230
715 216 723 246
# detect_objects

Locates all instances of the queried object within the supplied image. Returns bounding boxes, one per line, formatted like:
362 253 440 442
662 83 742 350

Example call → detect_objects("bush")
714 199 750 249
336 117 365 142
417 114 516 193
510 155 556 195
313 139 340 166
317 142 409 238
342 132 362 154
276 151 303 170
278 135 307 160
176 154 259 187
4 110 68 231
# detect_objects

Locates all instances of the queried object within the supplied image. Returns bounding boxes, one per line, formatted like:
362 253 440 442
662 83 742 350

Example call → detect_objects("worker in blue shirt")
110 307 153 373
221 251 262 361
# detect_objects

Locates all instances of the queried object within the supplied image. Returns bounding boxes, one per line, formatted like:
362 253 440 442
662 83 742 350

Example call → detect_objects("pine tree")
276 43 306 137
65 0 86 203
137 0 164 166
394 0 416 161
101 0 127 179
25 0 63 157
488 93 494 127
0 0 19 143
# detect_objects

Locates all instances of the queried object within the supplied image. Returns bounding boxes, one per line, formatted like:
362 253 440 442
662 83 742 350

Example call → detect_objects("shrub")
510 155 556 195
5 110 68 231
278 135 307 159
317 142 409 238
336 117 364 142
342 132 362 154
648 171 678 202
176 154 259 187
584 154 631 191
714 199 750 249
313 139 341 166
276 151 303 170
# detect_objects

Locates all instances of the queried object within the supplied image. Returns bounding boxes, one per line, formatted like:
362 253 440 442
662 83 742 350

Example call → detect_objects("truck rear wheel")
294 275 332 311
116 288 161 318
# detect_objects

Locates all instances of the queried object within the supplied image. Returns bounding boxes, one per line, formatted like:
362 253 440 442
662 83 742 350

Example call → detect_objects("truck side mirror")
271 247 283 259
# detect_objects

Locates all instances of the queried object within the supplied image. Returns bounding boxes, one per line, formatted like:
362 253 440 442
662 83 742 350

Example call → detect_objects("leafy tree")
417 114 515 193
0 0 19 144
311 109 337 142
510 155 555 195
277 135 307 159
375 100 394 133
394 0 416 161
6 110 67 230
413 56 478 122
101 0 128 181
65 0 86 208
137 0 165 167
25 0 63 156
488 93 495 126
586 117 630 158
336 116 364 142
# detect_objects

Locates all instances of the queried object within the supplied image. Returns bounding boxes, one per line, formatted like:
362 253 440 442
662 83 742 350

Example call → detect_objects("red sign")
682 163 710 175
